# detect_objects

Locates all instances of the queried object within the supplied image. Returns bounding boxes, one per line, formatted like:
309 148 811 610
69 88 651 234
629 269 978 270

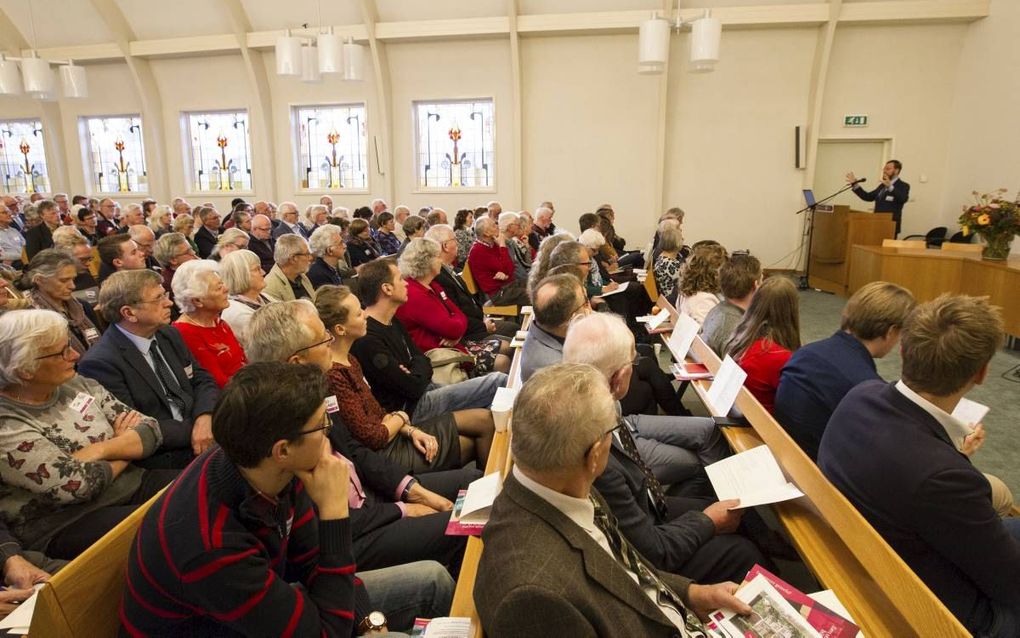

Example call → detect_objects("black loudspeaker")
795 125 807 169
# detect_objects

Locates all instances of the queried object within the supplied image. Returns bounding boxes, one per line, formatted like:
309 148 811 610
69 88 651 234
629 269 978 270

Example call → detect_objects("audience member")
0 519 64 618
301 204 328 236
399 216 427 255
247 213 276 273
453 209 475 267
210 227 248 261
351 258 507 422
700 254 761 356
520 274 591 382
152 232 196 317
318 285 494 471
347 218 382 267
426 224 519 340
374 211 401 255
19 250 101 354
677 243 728 323
427 208 447 228
500 212 531 281
127 224 160 270
819 294 1020 637
97 233 147 284
486 201 501 222
467 217 529 307
245 300 478 572
171 212 198 253
272 201 306 240
264 234 316 301
0 310 176 559
654 223 685 301
528 205 556 251
52 231 100 306
563 313 762 582
525 231 574 299
397 239 510 376
118 204 144 231
170 260 247 388
74 205 99 245
148 205 172 237
193 206 221 258
121 361 455 636
0 203 26 268
726 276 800 413
308 224 348 289
78 270 219 466
24 199 60 260
474 363 751 636
219 249 272 344
775 281 914 459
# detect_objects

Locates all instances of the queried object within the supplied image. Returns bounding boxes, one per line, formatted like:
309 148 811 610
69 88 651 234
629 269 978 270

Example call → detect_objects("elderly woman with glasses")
315 285 470 473
210 228 249 261
396 238 510 376
307 225 348 289
170 260 247 389
18 249 102 355
219 249 272 345
0 309 177 559
264 234 316 301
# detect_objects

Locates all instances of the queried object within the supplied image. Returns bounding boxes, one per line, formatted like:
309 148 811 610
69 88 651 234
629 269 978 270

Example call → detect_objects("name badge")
83 327 100 343
324 395 340 414
885 195 895 202
86 290 97 302
439 291 448 301
69 392 94 414
183 364 194 379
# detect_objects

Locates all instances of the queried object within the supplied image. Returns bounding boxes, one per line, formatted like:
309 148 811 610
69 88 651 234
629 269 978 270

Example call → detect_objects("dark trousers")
618 356 685 417
46 468 180 560
664 495 765 584
353 468 480 575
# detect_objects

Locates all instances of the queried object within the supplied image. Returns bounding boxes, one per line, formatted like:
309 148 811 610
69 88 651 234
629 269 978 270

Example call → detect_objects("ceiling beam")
23 0 989 63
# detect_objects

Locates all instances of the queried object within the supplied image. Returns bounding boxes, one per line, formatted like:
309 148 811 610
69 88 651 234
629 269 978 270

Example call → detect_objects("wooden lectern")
809 205 895 295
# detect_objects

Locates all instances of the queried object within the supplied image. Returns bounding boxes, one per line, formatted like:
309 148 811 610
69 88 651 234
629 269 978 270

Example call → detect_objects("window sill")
412 187 497 195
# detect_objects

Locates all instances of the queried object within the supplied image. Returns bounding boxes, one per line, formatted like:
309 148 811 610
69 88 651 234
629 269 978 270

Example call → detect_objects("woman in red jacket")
725 276 801 414
395 238 510 376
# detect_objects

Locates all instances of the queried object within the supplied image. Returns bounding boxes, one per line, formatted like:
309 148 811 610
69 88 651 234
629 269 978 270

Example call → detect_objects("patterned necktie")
590 496 706 638
149 340 186 414
616 421 670 521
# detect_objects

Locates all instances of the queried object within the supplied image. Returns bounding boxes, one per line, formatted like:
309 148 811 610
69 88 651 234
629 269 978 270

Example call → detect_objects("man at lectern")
846 160 910 237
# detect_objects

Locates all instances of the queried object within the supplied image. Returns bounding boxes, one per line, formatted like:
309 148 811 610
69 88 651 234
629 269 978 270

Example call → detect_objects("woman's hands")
407 427 439 464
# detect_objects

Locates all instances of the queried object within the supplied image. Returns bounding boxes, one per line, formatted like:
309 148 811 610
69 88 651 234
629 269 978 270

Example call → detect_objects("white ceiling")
0 0 926 49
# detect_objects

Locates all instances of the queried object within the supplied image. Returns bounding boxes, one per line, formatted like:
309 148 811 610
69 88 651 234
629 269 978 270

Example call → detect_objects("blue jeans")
412 372 508 422
359 560 455 633
623 414 729 486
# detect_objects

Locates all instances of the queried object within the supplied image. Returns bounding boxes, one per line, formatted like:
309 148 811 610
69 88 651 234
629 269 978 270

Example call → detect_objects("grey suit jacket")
475 474 693 638
519 323 564 382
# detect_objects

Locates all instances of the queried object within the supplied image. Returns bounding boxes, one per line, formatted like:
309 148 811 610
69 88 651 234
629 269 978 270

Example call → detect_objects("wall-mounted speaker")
795 125 807 169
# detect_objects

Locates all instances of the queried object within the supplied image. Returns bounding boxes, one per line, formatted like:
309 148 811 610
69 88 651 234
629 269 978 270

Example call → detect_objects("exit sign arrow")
844 114 868 127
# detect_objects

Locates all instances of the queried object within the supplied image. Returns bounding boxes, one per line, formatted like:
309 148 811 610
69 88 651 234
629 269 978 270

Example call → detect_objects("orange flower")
977 214 991 226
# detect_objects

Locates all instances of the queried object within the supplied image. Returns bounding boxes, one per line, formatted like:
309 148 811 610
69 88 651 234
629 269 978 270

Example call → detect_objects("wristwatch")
401 477 419 502
358 610 387 633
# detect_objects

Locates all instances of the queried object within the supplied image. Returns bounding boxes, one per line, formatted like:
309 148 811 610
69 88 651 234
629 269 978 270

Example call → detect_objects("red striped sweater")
119 447 369 637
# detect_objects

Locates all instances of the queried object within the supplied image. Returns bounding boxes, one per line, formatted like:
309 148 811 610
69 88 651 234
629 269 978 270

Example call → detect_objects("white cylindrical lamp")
343 38 365 81
301 44 321 83
59 62 88 99
690 14 721 73
21 55 55 97
638 14 670 75
275 32 303 76
318 29 343 74
0 56 22 95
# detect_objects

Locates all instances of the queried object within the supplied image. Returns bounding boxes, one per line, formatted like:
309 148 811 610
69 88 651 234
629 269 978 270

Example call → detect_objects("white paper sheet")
459 472 503 524
808 590 865 638
637 311 669 330
423 617 474 637
711 575 821 638
952 397 989 426
597 281 629 297
705 355 747 416
520 305 533 315
705 446 804 509
0 584 45 635
666 312 700 361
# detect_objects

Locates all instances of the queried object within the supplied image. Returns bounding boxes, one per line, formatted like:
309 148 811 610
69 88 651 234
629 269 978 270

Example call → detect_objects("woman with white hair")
171 259 247 388
0 309 176 559
18 249 101 355
307 224 347 289
172 213 199 255
148 205 173 238
396 238 510 375
219 249 271 344
210 227 249 261
300 204 328 236
577 228 609 290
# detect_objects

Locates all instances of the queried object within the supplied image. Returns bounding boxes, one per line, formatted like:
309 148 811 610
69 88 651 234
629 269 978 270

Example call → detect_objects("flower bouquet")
958 189 1020 260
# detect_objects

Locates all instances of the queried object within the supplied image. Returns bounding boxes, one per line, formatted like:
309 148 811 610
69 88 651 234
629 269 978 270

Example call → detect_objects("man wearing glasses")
520 273 591 382
264 234 316 301
247 213 277 274
95 198 120 237
79 270 220 468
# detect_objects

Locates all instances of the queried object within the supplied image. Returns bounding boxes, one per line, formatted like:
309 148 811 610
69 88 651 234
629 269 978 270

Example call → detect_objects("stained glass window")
295 104 368 191
82 115 148 193
0 119 48 194
184 110 253 193
413 99 494 190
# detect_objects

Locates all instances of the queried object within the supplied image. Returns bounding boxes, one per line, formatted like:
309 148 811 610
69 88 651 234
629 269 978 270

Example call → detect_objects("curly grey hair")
219 249 261 295
0 309 68 389
274 234 309 266
309 225 344 258
398 237 441 280
171 259 221 314
244 300 319 362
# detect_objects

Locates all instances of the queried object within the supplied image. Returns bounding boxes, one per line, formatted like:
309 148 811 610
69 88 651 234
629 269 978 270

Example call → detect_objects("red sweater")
466 240 515 296
395 278 468 353
326 358 391 450
738 338 792 414
172 319 247 388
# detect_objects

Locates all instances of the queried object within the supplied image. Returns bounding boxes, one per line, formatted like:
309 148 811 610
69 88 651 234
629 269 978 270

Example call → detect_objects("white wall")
0 6 1014 264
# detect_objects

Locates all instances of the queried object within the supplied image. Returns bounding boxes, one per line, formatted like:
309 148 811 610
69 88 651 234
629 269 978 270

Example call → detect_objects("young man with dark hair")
96 233 147 284
847 159 910 236
819 295 1020 637
700 254 761 356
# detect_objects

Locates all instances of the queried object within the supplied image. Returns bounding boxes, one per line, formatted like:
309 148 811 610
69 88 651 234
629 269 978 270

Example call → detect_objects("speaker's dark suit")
475 473 695 638
77 325 219 458
852 179 910 236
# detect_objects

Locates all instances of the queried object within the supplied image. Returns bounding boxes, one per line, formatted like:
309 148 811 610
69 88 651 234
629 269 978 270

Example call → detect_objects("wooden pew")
449 313 531 637
656 297 970 637
459 262 517 318
30 488 166 638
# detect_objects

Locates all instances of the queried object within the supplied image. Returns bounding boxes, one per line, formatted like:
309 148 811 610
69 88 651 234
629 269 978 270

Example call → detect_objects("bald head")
534 274 586 334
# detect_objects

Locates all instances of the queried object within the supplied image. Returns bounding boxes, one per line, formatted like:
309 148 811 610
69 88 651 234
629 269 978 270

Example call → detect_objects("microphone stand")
796 181 861 292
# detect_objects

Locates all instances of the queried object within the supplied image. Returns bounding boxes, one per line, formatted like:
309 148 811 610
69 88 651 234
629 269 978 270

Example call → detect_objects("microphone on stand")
852 177 868 185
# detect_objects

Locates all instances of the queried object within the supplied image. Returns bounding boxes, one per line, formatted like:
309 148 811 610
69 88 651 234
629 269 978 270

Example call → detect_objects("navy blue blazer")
819 381 1020 635
194 226 218 259
852 179 910 233
77 325 220 452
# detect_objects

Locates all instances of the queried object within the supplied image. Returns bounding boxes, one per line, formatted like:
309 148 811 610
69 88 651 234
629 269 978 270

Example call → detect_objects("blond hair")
841 281 916 340
678 243 728 297
900 294 1002 396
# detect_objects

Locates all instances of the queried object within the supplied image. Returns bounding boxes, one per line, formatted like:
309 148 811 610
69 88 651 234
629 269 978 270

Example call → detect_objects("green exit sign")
844 114 868 127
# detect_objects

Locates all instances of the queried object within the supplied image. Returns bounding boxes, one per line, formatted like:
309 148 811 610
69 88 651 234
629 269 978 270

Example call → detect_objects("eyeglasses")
174 247 196 258
291 333 334 358
297 412 333 438
137 291 171 305
36 342 75 361
294 252 313 258
587 419 625 455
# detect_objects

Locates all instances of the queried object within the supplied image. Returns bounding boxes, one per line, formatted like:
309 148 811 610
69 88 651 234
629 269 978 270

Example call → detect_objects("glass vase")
980 233 1013 261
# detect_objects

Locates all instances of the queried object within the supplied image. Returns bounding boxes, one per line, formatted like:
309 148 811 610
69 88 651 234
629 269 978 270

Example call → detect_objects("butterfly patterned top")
0 374 162 550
